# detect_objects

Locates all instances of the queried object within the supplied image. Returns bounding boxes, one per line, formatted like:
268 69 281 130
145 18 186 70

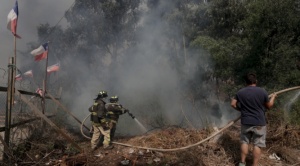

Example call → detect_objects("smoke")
59 1 237 137
0 0 74 67
1 0 238 137
284 90 300 114
0 0 75 118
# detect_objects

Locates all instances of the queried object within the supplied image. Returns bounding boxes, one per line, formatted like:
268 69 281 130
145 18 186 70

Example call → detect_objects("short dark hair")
245 73 257 85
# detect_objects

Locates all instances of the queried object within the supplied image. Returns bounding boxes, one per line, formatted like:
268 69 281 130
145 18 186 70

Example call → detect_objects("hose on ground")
80 86 300 152
80 113 92 139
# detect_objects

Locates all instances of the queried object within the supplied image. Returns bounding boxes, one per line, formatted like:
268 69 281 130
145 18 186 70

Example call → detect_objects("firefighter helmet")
99 90 108 98
110 96 118 103
95 90 108 100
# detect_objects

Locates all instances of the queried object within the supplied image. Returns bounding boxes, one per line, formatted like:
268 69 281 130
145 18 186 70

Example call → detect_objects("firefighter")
89 90 113 150
105 95 129 141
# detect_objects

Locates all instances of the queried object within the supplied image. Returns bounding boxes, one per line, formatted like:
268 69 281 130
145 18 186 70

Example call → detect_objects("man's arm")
265 93 277 109
231 98 240 111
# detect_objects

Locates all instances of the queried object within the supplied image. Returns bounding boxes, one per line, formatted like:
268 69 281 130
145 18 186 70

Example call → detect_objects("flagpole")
42 42 49 114
14 36 17 67
4 32 17 163
5 0 18 161
12 36 17 104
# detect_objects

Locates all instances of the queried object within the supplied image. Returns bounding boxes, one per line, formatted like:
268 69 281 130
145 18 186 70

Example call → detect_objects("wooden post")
0 134 13 160
42 80 46 114
41 43 49 127
4 57 14 161
42 42 49 115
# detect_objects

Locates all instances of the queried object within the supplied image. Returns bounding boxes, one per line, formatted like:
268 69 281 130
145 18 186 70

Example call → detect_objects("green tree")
64 0 141 63
208 0 248 38
240 0 300 88
192 0 300 93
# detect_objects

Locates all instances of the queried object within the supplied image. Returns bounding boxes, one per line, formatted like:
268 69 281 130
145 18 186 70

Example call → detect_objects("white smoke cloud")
0 0 238 137
62 1 223 136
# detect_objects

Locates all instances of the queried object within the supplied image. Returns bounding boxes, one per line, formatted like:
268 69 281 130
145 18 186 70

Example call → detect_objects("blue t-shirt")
235 86 269 126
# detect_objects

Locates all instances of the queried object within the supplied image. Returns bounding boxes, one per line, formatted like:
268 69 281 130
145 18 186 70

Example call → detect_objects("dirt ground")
30 122 300 166
3 119 300 166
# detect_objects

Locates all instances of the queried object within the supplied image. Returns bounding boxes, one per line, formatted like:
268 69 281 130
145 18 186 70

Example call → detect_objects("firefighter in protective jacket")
89 90 113 150
105 96 129 141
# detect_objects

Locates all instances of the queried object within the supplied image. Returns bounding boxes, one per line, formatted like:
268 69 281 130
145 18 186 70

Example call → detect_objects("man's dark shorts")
240 125 266 147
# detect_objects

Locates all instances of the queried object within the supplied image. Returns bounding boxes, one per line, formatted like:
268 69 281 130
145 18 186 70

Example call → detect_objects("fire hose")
80 86 300 152
80 111 135 139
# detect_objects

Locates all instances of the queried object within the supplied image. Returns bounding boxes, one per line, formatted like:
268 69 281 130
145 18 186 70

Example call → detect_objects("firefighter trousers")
91 124 111 149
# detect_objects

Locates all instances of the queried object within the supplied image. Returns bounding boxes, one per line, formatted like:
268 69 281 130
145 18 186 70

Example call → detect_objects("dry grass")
125 127 209 149
1 119 300 166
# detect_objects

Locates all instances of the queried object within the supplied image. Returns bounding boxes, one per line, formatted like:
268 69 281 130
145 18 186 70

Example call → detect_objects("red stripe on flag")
34 51 48 61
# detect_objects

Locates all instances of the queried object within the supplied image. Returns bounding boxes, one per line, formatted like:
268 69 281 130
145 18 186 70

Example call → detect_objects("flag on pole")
15 73 22 81
7 0 21 38
30 43 49 61
24 70 33 77
36 88 43 97
47 63 60 73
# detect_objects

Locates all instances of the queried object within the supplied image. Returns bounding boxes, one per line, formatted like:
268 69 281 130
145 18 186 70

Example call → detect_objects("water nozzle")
128 112 135 119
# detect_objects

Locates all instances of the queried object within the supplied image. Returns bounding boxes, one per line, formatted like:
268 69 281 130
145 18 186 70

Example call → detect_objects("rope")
7 64 16 69
80 86 300 152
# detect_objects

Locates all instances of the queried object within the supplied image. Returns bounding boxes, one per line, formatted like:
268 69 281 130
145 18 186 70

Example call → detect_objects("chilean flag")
24 70 33 77
36 88 43 97
7 1 21 38
30 43 48 61
15 73 22 81
47 63 60 73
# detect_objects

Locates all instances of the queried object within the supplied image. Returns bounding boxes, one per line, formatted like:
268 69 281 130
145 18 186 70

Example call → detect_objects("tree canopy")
33 0 300 123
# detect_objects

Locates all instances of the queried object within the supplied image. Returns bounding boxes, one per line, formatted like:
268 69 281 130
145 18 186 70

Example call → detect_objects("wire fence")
0 64 43 121
0 66 10 119
0 62 64 160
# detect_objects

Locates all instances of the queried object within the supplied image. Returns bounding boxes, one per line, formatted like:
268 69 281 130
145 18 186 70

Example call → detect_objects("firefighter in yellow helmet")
89 90 113 150
105 95 129 141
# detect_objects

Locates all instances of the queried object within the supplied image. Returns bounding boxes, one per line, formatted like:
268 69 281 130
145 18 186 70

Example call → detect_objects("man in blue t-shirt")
231 73 277 166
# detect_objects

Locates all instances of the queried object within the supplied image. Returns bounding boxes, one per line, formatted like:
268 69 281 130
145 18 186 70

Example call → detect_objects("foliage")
33 0 300 122
191 0 300 94
64 0 141 61
208 0 248 38
289 99 300 125
188 0 300 122
239 0 300 87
